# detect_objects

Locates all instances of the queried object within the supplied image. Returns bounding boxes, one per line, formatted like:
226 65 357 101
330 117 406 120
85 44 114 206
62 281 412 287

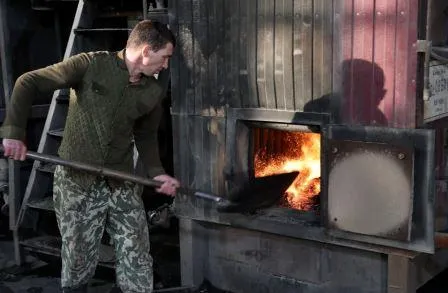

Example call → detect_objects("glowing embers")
253 128 321 211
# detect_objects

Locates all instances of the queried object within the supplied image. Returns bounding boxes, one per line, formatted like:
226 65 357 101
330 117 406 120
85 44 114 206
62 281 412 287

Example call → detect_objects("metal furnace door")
323 125 435 253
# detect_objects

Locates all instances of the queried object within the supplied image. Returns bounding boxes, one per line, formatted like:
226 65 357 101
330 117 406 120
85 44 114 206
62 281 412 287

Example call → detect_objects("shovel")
1 147 299 213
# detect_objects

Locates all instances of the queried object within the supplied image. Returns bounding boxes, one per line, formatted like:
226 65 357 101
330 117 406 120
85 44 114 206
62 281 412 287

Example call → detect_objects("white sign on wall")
424 61 448 122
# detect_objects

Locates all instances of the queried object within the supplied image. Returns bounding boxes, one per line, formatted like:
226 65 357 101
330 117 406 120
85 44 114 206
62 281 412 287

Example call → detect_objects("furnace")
174 106 436 293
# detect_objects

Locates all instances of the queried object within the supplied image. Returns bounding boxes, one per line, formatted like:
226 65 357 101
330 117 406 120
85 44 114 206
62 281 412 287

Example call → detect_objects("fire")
254 131 321 210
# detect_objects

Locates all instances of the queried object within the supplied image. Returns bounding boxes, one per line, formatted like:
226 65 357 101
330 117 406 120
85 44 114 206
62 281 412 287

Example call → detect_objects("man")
0 20 180 293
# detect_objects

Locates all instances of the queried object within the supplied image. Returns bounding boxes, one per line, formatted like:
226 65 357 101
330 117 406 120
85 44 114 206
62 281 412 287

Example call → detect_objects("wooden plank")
202 117 211 193
257 0 267 108
346 0 375 125
283 0 294 110
215 118 226 195
168 0 181 113
387 255 417 293
274 0 286 109
293 0 313 111
192 0 207 114
177 0 195 114
404 0 418 128
225 0 240 108
374 0 399 126
208 118 217 194
172 115 190 194
246 0 259 107
394 0 415 128
265 0 276 109
238 0 249 107
313 0 333 101
340 0 354 122
178 219 208 287
274 0 294 110
331 0 343 122
206 0 222 111
360 0 375 118
189 117 204 214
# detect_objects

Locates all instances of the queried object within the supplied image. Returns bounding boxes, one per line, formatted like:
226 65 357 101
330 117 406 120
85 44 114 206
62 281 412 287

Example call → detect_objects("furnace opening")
252 128 321 211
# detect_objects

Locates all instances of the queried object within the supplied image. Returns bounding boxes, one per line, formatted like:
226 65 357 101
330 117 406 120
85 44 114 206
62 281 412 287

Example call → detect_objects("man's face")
141 42 174 76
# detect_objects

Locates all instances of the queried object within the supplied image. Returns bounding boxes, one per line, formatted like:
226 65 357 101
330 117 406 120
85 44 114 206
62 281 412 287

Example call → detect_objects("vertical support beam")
1 1 21 266
179 219 208 287
388 254 417 293
8 159 22 266
143 0 148 20
0 0 12 106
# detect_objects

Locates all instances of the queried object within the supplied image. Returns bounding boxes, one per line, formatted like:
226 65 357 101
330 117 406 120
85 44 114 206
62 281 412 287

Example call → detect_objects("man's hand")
2 139 27 161
153 174 180 196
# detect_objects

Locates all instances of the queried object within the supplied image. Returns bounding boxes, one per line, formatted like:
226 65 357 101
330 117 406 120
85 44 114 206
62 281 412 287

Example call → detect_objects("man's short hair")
126 20 176 51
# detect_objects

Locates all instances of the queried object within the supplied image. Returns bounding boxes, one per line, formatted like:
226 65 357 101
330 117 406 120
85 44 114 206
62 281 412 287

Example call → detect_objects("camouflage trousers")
53 166 153 292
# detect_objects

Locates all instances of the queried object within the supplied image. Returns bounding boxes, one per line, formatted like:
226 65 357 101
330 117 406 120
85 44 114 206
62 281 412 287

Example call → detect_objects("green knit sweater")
0 50 166 187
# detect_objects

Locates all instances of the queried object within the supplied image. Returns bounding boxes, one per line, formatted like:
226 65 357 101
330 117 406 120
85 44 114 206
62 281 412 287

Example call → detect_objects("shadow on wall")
304 59 388 127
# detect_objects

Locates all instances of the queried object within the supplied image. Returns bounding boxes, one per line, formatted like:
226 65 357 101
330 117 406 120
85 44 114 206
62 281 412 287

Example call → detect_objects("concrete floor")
0 239 115 292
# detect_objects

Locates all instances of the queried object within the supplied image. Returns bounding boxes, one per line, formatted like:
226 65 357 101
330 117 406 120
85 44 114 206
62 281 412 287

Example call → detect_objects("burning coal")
254 131 321 210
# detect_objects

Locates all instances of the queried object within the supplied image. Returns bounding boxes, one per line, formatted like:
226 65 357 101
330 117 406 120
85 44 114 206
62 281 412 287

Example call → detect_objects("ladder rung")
27 197 54 211
21 236 115 268
21 236 60 257
37 163 56 174
47 129 64 138
147 9 169 15
74 28 131 33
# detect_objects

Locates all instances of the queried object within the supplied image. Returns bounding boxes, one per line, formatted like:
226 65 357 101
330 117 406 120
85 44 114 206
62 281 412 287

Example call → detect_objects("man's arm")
133 103 179 196
0 53 92 160
1 53 92 141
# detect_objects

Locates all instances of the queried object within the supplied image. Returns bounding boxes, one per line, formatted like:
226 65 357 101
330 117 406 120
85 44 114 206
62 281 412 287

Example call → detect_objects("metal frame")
0 0 23 266
0 0 12 106
225 107 330 184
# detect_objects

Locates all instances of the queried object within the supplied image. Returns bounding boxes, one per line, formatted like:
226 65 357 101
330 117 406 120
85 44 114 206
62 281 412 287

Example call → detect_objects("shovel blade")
217 171 299 213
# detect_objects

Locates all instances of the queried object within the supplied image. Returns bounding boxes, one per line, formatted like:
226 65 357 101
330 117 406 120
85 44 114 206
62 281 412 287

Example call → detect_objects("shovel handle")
0 146 164 188
0 146 227 203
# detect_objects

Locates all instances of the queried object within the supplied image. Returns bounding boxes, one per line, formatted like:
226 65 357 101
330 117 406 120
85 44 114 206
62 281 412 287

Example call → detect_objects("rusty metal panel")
338 0 419 128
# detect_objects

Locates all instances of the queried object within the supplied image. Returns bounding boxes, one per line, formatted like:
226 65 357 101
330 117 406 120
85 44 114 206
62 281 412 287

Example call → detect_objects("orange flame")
254 132 321 210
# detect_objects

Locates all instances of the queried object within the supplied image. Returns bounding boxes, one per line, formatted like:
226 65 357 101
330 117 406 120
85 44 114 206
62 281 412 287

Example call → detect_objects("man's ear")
142 45 152 57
